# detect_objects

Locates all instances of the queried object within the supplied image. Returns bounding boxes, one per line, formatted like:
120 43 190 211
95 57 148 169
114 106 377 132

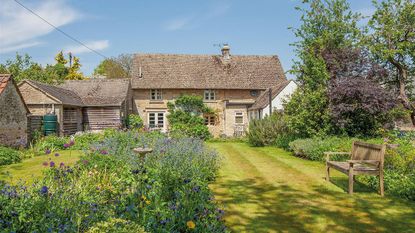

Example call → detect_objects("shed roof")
249 80 292 110
23 80 84 106
59 79 130 106
131 53 287 89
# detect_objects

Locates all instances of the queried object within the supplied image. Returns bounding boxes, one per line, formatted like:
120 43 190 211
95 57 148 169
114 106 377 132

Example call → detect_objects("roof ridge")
134 53 278 58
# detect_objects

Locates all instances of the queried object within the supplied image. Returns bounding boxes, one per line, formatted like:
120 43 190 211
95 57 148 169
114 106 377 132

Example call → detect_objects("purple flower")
45 149 51 155
184 178 191 184
82 160 89 165
42 161 49 167
54 153 60 157
50 161 55 167
69 139 75 146
40 186 48 195
100 150 108 155
192 186 200 193
63 143 69 149
59 162 65 168
146 185 152 189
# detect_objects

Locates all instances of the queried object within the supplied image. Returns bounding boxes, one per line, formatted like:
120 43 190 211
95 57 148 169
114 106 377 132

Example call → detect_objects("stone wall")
0 82 28 148
133 89 257 137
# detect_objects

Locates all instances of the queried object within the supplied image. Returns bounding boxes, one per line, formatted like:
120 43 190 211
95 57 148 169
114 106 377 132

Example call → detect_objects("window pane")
235 116 243 124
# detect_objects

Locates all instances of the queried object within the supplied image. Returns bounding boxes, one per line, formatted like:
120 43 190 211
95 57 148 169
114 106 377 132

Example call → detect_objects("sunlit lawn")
0 150 83 184
209 142 415 233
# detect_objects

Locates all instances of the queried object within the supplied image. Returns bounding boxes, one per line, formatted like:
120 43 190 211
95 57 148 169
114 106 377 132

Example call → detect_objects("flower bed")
0 131 227 232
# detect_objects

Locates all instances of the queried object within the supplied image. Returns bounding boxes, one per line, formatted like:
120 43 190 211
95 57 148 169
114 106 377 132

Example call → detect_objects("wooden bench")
325 141 386 196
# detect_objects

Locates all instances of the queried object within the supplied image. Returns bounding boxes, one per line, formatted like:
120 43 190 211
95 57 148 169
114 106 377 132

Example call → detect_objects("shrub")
288 133 415 200
248 112 297 149
0 131 227 232
33 135 68 152
0 147 21 166
167 95 213 140
127 114 144 129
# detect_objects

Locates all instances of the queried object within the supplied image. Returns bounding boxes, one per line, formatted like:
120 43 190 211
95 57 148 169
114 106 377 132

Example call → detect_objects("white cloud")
64 40 109 55
0 0 80 53
164 17 193 31
163 2 231 31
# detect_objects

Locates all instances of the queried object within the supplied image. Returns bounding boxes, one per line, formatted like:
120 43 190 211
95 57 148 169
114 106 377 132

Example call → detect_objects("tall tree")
368 0 415 125
93 54 133 79
285 0 363 137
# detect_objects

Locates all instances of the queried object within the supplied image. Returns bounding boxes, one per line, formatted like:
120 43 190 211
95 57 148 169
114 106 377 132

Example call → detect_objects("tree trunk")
389 58 415 126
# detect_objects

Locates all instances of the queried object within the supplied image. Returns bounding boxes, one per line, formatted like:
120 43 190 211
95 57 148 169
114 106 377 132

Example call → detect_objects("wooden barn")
60 79 133 131
18 79 132 135
18 80 84 136
0 74 30 147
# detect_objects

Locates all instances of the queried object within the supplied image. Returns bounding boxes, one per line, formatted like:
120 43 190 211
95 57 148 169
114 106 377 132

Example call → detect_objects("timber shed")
18 79 132 135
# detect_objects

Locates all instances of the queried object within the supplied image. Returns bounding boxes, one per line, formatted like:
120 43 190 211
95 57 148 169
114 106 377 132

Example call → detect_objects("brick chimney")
221 44 230 60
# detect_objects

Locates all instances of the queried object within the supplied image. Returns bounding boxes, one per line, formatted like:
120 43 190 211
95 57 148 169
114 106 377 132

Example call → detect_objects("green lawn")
209 142 415 233
0 150 83 184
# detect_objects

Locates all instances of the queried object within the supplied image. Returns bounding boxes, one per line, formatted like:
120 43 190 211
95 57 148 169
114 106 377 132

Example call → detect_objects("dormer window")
204 90 215 101
150 89 162 100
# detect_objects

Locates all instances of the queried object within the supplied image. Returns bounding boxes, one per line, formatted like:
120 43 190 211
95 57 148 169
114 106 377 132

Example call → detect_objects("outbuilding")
0 74 29 147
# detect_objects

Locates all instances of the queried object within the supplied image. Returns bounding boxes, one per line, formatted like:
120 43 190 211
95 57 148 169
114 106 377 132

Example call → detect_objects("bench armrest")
347 160 380 166
324 152 351 161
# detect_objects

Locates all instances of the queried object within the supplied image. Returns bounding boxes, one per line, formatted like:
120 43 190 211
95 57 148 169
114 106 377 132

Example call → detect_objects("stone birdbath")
133 147 153 160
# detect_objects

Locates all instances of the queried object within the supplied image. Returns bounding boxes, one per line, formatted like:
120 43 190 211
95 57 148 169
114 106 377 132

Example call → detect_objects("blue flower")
40 186 48 195
54 153 60 157
184 178 191 184
50 161 55 167
192 186 200 193
45 149 51 155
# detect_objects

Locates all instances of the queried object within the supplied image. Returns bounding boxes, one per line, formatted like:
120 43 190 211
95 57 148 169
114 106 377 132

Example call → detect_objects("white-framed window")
148 112 164 128
204 115 216 126
204 90 215 101
150 89 162 100
235 112 244 124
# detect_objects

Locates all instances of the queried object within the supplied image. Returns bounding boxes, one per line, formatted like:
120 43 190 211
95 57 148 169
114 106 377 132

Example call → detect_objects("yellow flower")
141 195 147 200
145 200 151 205
186 220 196 229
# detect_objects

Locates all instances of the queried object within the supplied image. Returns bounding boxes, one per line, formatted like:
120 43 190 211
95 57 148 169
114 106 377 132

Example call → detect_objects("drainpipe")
268 88 272 116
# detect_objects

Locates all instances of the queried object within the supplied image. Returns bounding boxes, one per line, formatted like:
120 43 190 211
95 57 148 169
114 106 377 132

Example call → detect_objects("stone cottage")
131 45 290 137
0 74 29 147
18 79 132 135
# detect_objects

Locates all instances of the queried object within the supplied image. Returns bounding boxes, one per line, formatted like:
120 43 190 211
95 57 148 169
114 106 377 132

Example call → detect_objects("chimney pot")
221 44 230 60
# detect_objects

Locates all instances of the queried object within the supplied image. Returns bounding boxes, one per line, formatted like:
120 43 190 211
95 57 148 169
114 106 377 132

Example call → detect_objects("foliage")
86 218 146 233
286 0 363 138
367 0 415 125
0 131 226 232
93 54 134 79
288 132 415 200
127 114 144 129
167 95 212 140
324 48 396 136
0 51 85 83
0 147 21 166
247 112 296 149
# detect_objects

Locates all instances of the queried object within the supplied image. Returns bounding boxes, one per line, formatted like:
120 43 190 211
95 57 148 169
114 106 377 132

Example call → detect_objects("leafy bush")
167 95 212 140
288 132 415 200
34 135 68 152
248 112 297 149
0 147 21 166
0 131 227 232
127 114 144 129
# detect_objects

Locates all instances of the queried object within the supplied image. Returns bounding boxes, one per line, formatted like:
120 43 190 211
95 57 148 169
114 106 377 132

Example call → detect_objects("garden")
0 130 227 232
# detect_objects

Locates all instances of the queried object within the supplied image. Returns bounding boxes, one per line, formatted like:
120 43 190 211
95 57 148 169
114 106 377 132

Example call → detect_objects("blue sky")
0 0 374 78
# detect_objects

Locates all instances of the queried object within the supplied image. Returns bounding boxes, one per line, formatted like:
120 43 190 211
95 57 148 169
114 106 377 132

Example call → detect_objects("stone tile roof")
249 80 291 110
0 74 12 95
59 79 131 106
25 80 84 106
131 53 287 89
